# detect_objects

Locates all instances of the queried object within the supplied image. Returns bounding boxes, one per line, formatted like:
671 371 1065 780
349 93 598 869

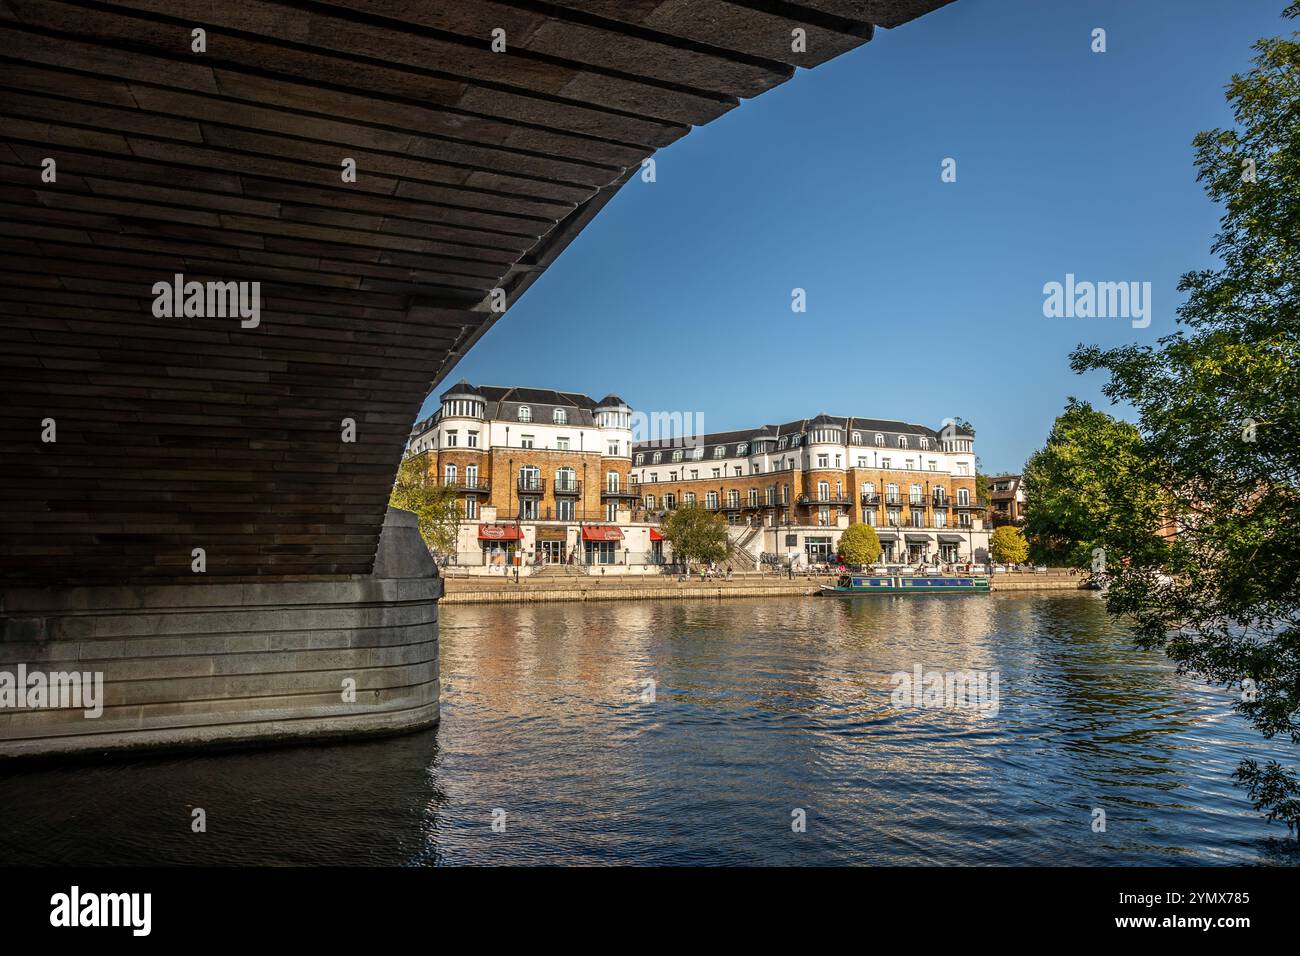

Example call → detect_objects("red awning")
581 525 624 542
649 528 664 542
478 524 522 541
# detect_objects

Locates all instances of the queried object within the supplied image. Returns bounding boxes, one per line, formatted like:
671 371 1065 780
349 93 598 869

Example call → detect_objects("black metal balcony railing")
517 477 546 493
932 495 950 508
601 485 637 498
553 480 581 495
861 494 881 505
441 479 490 493
884 496 902 506
798 494 852 506
953 499 977 509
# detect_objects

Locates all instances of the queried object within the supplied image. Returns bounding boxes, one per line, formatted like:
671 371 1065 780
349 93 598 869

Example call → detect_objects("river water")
2 593 1297 865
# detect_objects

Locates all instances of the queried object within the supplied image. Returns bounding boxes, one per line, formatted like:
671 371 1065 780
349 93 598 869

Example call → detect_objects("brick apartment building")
634 414 990 565
406 382 644 569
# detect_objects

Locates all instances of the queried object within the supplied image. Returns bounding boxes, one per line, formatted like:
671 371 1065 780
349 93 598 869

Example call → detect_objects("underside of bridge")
0 0 953 755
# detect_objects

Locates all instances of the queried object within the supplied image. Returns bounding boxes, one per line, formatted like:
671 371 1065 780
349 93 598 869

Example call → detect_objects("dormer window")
714 446 726 458
635 454 644 465
778 437 788 449
919 437 929 449
652 451 662 464
898 436 908 448
851 432 862 444
553 408 567 424
518 405 532 422
875 433 884 446
737 443 748 455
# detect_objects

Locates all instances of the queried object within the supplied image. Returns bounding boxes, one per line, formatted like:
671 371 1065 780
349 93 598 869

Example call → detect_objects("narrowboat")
818 573 990 596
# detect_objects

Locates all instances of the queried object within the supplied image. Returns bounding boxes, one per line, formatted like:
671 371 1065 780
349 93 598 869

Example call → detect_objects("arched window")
553 407 567 424
517 405 532 422
874 433 884 446
898 435 908 448
958 488 970 505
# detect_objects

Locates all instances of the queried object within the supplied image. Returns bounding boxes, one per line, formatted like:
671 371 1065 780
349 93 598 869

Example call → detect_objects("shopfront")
650 527 665 564
536 525 568 564
904 533 930 564
938 533 963 563
478 523 521 568
804 536 833 563
876 532 897 563
582 525 623 565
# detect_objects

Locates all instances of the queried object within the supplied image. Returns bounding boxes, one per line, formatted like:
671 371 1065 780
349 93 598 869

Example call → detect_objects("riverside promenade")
441 570 1087 605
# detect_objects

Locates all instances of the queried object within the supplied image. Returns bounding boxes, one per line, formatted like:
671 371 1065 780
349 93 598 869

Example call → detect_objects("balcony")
798 494 852 506
517 477 546 494
601 485 638 499
441 479 490 494
953 499 978 509
861 493 881 505
932 495 950 508
553 479 581 496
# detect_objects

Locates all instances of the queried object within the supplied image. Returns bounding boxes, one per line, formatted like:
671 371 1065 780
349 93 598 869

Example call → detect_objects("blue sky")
423 0 1290 474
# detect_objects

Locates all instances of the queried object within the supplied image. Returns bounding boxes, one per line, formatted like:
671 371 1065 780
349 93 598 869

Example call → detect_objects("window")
834 455 841 468
608 442 621 457
467 431 478 448
466 464 478 487
851 432 861 444
791 435 802 446
685 492 696 506
911 511 925 527
607 472 619 492
556 467 576 492
958 488 970 505
635 454 644 465
882 457 892 470
874 433 884 446
672 449 683 462
928 460 937 471
733 466 742 477
465 497 477 519
886 483 900 504
606 503 618 521
517 406 531 422
712 468 721 479
519 465 541 491
818 507 830 527
558 499 575 520
557 437 570 451
737 443 748 455
778 437 788 449
727 489 740 508
652 452 662 464
690 469 698 480
888 509 901 526
957 462 969 476
445 464 457 484
818 481 829 501
445 430 458 448
706 491 718 509
665 494 676 509
767 486 776 505
934 512 947 528
898 436 908 448
669 471 678 482
645 495 656 509
553 407 567 424
910 484 923 504
817 454 829 468
714 446 727 458
857 457 867 468
905 459 915 471
919 437 929 449
520 434 534 449
748 488 758 507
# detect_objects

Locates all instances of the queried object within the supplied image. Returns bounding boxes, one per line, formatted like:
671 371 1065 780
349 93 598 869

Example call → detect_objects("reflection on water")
2 594 1298 865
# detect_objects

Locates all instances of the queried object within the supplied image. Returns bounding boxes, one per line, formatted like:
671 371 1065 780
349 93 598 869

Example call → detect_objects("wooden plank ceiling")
0 0 953 585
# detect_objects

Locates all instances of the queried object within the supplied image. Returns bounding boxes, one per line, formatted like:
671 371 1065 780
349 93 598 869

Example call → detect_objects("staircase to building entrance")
728 524 763 571
531 563 589 578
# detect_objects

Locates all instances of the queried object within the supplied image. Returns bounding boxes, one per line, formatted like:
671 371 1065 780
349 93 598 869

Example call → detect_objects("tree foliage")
1022 400 1172 569
389 454 462 556
1064 5 1300 830
838 523 882 565
662 503 732 566
989 526 1028 565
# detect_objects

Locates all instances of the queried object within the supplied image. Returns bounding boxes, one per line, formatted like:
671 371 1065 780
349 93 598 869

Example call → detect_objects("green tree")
662 503 732 566
1021 400 1172 569
837 523 882 566
1067 4 1300 829
389 454 462 556
989 526 1028 565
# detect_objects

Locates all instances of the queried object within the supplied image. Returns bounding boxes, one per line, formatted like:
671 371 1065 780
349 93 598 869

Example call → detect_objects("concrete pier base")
0 509 440 759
